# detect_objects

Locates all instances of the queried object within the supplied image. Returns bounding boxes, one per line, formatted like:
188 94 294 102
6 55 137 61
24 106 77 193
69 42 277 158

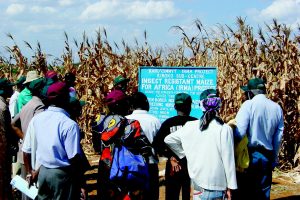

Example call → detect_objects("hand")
170 157 181 175
225 188 231 200
26 170 39 188
80 188 87 200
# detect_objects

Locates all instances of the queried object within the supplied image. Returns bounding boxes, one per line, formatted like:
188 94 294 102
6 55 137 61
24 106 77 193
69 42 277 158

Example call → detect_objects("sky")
0 0 300 63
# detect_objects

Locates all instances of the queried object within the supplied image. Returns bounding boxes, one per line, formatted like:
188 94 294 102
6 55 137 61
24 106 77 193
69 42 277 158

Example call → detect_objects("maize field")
0 18 299 170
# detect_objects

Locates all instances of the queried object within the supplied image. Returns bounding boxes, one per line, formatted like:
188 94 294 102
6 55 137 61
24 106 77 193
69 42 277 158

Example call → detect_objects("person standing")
0 78 14 200
126 92 161 200
11 78 46 200
17 70 41 113
9 76 26 119
234 78 284 200
93 90 152 200
153 93 197 200
164 89 237 200
113 75 130 94
31 82 87 199
64 72 77 98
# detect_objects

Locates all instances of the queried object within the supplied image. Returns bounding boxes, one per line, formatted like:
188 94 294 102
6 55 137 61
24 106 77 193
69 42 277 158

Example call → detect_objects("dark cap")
174 93 192 104
113 75 129 86
241 78 265 92
0 78 14 95
28 78 45 92
47 81 68 100
15 76 26 85
69 97 86 107
105 90 127 106
200 89 217 100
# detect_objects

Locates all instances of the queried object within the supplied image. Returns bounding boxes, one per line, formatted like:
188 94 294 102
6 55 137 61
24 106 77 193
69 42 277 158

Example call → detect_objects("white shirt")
9 91 19 118
126 110 161 164
164 119 237 191
22 119 39 170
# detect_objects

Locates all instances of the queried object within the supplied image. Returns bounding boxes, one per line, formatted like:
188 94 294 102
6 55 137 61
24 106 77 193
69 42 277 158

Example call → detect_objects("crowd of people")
0 70 284 200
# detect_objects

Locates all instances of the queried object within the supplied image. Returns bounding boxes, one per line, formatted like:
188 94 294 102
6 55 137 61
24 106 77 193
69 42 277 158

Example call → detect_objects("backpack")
110 144 150 190
93 114 152 191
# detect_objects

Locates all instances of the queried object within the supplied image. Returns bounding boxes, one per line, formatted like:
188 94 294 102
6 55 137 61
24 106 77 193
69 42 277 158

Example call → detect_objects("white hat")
23 70 41 84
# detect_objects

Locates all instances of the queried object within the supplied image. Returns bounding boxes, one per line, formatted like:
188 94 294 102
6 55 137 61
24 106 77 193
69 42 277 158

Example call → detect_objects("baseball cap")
113 75 129 86
105 90 127 106
200 89 217 100
15 76 26 85
45 70 58 79
0 78 14 95
174 93 192 104
69 97 86 107
28 78 45 92
23 70 41 84
47 81 69 100
241 78 265 92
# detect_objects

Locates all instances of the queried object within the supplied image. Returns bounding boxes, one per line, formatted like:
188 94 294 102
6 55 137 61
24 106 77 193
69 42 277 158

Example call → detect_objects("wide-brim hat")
23 70 41 84
241 78 265 92
113 75 129 86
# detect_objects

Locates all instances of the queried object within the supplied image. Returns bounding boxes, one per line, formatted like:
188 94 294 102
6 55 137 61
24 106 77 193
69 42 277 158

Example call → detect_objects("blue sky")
0 0 299 62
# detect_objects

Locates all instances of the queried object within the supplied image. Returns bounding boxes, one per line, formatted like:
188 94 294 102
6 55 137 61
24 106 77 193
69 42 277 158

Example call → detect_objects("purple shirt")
34 106 83 168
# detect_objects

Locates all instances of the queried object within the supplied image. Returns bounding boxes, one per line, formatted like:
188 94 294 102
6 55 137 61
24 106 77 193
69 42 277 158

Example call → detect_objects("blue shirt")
34 106 82 168
235 94 284 163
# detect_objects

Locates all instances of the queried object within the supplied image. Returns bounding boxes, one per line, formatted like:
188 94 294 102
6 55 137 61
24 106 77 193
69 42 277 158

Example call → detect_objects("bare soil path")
85 154 300 199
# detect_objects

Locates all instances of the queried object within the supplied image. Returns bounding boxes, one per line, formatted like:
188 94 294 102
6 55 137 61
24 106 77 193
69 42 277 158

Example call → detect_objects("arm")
220 125 237 190
235 101 250 139
11 114 23 139
272 108 284 165
164 128 185 159
22 120 38 186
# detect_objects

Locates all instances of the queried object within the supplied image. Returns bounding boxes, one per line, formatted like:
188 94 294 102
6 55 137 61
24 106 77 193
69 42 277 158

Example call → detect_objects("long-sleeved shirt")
164 119 237 191
235 94 284 163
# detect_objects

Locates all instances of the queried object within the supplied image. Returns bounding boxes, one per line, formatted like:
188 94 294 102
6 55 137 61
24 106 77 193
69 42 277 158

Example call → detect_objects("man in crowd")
9 76 26 119
0 78 14 200
113 75 130 94
17 70 41 113
11 78 46 200
153 93 197 200
126 92 161 200
27 82 87 199
234 78 284 200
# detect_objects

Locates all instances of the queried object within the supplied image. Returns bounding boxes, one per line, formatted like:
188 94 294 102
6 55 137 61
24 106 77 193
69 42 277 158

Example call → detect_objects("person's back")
237 94 283 151
235 78 284 200
126 92 161 200
33 82 86 200
153 93 196 200
165 89 237 200
0 78 14 200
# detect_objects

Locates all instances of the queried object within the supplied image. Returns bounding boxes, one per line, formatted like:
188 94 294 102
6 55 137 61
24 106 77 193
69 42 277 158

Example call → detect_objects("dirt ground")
85 154 300 200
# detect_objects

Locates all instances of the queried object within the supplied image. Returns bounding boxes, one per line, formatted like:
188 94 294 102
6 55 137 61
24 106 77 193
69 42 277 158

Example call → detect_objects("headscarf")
199 89 223 131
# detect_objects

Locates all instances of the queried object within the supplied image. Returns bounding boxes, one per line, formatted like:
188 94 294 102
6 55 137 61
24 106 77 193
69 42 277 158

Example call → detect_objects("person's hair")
174 103 192 115
130 92 149 111
108 99 129 116
199 110 224 131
